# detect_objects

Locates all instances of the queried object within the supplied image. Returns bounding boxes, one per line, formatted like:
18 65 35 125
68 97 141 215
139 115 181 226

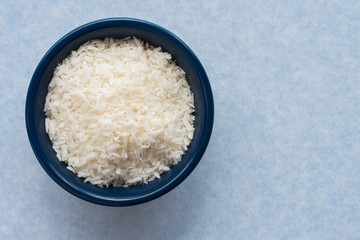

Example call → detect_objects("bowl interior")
26 19 213 206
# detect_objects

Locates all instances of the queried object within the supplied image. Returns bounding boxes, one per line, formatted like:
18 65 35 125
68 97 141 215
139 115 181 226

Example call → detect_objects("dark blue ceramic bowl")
25 18 214 206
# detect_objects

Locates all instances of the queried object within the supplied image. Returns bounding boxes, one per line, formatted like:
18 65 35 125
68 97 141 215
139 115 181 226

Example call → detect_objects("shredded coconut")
44 37 195 187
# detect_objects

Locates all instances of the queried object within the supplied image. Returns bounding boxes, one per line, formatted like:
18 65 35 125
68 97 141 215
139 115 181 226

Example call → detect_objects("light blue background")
1 1 360 239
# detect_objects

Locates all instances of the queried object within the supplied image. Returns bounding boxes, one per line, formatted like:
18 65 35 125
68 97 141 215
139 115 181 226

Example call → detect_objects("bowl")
25 18 214 206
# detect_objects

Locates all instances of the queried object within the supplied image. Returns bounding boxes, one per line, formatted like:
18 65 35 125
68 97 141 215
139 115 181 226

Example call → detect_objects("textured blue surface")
1 0 360 239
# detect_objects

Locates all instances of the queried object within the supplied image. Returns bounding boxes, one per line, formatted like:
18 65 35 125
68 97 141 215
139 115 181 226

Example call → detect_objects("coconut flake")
44 37 195 187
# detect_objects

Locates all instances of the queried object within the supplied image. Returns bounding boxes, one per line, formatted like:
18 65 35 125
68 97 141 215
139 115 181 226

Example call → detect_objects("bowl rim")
25 17 214 206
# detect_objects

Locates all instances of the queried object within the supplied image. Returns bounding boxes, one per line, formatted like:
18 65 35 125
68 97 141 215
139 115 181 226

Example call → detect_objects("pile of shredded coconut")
44 37 195 187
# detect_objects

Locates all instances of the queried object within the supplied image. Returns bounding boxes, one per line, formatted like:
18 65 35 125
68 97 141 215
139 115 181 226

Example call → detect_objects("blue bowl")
25 18 214 206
